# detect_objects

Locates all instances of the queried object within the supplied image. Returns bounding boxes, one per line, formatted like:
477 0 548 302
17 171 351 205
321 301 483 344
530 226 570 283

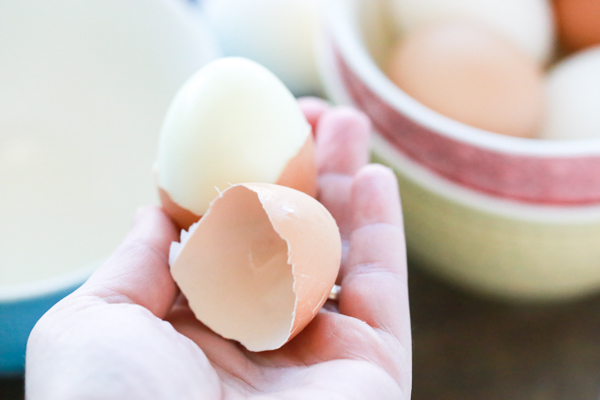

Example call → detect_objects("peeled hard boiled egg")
541 46 600 140
156 57 316 229
169 183 341 352
203 0 323 96
391 0 555 63
387 23 544 138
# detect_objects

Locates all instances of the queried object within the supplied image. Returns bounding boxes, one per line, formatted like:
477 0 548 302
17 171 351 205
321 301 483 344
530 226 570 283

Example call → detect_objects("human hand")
26 99 412 400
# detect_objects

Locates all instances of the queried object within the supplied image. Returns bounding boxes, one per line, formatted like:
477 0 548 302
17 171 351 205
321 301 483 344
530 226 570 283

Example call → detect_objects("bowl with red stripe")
319 0 600 300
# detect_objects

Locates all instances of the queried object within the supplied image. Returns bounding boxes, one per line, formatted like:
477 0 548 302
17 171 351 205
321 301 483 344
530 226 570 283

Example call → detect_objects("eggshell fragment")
391 0 555 63
541 46 600 140
387 23 545 138
170 183 341 352
156 57 316 229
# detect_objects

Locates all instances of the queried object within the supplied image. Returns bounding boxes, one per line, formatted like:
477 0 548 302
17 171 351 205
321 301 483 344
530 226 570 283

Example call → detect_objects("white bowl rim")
0 262 100 303
326 0 600 157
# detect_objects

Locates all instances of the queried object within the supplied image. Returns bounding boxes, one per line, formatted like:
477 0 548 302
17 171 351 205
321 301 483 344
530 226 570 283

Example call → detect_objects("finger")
298 97 330 135
316 107 371 180
315 107 371 241
339 165 410 345
78 206 180 319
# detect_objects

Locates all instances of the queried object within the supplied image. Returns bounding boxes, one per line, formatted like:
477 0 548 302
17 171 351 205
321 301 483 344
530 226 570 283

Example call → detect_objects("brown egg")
158 136 316 230
387 23 545 138
554 0 600 52
169 183 341 352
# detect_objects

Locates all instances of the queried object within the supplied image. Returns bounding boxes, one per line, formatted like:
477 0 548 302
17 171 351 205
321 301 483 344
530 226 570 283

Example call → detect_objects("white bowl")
320 0 600 301
0 0 218 374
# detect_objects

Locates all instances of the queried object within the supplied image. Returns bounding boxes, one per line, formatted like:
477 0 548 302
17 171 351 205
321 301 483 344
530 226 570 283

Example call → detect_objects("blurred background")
2 0 600 398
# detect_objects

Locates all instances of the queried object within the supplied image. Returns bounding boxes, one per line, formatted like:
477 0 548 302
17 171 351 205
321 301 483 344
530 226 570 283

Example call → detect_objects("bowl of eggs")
0 0 217 375
319 0 600 300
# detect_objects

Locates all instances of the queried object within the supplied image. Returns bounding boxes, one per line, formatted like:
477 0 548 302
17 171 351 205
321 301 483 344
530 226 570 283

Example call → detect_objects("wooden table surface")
3 264 600 399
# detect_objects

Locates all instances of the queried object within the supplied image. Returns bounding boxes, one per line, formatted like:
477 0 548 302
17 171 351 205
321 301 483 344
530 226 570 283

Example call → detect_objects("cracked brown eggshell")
169 183 341 352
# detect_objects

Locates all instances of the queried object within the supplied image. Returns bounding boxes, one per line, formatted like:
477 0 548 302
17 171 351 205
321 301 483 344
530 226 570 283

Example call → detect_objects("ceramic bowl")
319 0 600 301
0 0 218 375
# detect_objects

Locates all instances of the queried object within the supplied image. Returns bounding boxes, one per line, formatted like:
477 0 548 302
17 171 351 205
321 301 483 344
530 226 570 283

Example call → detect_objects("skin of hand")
25 99 412 400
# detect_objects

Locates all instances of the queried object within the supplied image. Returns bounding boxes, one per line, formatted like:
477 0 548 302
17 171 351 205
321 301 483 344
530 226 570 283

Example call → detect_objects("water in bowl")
0 103 159 288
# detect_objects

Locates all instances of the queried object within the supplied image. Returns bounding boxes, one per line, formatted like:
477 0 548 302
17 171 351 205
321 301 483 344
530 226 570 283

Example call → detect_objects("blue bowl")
0 268 93 376
0 0 219 376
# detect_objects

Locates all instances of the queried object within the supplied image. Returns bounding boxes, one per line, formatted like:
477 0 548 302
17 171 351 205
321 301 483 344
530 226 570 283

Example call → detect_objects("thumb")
78 206 180 318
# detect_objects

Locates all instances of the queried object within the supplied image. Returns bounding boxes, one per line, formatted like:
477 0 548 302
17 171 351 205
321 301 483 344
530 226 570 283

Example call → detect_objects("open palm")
26 99 412 400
